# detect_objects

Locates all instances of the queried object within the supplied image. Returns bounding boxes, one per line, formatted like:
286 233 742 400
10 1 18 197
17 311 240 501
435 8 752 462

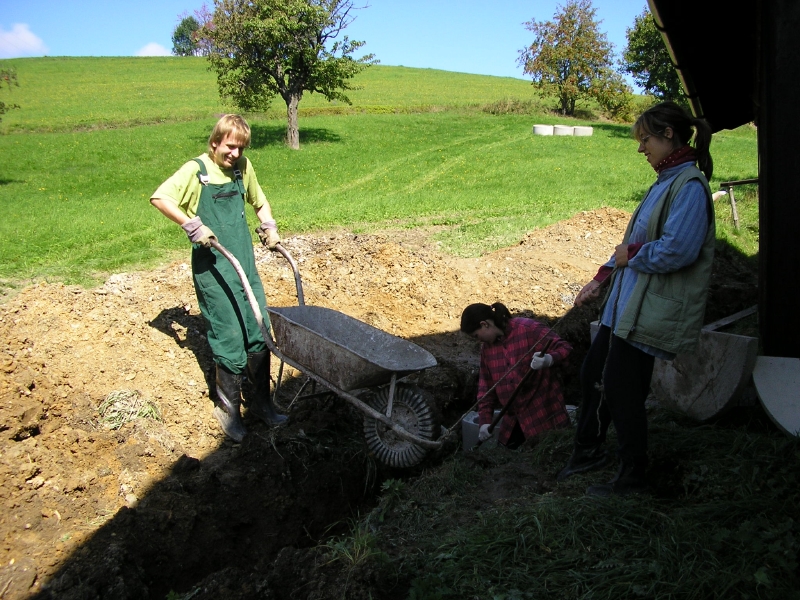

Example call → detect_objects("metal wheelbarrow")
210 239 443 468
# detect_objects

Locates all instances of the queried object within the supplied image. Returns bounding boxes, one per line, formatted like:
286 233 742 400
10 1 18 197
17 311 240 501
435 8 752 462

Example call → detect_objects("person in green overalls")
150 114 287 442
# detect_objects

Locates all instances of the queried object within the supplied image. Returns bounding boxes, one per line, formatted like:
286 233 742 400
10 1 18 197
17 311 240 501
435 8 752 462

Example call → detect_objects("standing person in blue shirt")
150 114 287 443
558 101 716 496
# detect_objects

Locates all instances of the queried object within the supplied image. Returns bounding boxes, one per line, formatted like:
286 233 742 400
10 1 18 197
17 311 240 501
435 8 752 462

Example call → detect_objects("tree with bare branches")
204 0 375 149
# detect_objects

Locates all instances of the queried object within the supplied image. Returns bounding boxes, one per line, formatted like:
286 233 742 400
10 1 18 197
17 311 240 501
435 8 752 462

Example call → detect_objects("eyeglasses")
638 130 664 145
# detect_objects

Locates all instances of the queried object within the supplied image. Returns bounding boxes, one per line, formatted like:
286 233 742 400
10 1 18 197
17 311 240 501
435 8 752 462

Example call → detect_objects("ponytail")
489 302 512 329
692 117 713 180
460 302 513 333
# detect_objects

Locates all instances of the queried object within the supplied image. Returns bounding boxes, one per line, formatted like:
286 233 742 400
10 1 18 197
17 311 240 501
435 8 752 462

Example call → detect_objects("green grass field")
0 58 541 133
0 57 758 286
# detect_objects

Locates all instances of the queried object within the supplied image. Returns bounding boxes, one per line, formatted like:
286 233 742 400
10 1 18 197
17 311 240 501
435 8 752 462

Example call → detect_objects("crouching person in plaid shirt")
461 302 572 449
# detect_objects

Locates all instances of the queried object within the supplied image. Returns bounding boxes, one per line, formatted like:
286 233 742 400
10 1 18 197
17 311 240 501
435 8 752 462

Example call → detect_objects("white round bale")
532 124 554 136
573 126 594 136
554 125 574 136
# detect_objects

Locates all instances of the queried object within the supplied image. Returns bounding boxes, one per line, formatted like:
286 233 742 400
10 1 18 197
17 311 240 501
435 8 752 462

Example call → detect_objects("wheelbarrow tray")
267 305 437 392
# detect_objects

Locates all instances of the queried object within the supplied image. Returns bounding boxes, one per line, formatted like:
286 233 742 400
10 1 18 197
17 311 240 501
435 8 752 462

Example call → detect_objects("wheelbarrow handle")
271 243 305 306
210 239 274 348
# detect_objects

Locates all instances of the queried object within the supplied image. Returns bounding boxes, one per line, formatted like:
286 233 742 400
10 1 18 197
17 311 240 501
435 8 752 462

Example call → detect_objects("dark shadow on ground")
587 122 634 139
248 123 342 149
29 380 377 600
148 305 216 395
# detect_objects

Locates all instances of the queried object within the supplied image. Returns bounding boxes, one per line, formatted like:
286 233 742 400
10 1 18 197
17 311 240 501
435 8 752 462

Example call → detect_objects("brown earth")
0 208 758 599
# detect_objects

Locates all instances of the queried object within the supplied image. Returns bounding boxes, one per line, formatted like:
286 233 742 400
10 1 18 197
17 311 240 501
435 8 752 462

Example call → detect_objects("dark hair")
460 302 513 333
633 101 713 180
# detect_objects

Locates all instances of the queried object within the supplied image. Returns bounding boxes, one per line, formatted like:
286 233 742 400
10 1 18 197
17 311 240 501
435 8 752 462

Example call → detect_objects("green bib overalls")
191 158 269 373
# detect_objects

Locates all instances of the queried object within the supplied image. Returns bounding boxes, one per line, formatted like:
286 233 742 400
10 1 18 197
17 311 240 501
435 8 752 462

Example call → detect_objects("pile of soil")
0 208 758 599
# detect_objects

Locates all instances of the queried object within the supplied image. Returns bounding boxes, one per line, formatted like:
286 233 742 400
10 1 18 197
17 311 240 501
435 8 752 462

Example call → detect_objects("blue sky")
0 0 648 82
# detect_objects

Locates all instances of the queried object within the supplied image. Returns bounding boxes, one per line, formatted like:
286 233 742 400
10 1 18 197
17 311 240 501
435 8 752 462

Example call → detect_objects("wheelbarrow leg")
288 377 313 410
275 358 285 402
385 373 397 418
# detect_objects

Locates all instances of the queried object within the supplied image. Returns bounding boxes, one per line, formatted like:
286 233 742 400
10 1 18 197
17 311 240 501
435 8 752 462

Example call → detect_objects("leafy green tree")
518 0 629 117
204 0 375 149
593 66 635 122
172 14 201 56
622 8 687 104
0 68 20 123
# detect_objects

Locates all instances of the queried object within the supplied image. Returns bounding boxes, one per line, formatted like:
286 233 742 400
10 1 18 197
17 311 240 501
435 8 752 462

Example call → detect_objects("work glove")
256 220 281 249
712 190 728 202
478 424 492 441
181 216 216 248
530 352 554 370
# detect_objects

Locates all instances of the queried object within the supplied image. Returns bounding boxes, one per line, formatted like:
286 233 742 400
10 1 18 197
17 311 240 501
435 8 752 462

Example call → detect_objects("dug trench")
0 208 758 599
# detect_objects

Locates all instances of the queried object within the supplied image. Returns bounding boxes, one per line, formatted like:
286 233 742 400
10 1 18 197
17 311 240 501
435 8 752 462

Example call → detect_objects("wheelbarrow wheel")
363 383 436 468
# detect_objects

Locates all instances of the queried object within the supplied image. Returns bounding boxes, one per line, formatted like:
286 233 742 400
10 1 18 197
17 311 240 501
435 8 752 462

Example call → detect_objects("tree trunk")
285 93 301 150
559 93 569 116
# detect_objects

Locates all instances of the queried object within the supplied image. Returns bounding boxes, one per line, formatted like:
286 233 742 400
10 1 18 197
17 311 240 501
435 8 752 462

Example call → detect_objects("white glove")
530 352 554 370
478 424 492 441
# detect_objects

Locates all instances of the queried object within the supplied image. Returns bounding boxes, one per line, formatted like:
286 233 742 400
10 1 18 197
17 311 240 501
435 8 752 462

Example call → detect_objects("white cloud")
0 23 49 58
136 43 171 57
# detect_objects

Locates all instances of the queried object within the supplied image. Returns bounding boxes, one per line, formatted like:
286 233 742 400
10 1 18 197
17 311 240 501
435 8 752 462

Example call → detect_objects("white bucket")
533 124 554 136
566 404 578 426
461 410 501 450
554 125 574 136
590 320 600 342
573 126 593 136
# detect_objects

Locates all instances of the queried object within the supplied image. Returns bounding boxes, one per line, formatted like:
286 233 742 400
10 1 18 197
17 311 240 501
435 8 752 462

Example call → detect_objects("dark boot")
213 364 247 442
556 443 611 481
245 351 287 426
586 462 650 497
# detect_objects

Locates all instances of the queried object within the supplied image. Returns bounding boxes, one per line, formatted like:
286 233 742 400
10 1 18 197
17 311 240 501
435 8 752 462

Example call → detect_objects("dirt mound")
0 208 758 598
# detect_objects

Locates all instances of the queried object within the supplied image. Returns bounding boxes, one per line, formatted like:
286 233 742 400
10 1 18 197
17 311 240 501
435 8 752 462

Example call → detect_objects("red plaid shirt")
477 318 572 445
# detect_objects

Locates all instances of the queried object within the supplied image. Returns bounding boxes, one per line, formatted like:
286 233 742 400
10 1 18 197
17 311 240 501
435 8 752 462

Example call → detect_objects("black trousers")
574 325 655 470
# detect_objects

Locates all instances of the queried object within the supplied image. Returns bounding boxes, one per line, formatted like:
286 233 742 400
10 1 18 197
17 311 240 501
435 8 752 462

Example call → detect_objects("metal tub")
267 305 437 392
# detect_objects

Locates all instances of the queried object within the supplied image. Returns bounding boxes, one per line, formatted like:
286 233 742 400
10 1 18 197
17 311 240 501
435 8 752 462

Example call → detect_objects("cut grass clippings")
98 389 162 430
362 408 800 599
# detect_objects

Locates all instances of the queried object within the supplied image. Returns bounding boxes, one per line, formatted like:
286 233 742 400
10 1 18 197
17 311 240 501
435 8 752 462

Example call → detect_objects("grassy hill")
0 57 540 134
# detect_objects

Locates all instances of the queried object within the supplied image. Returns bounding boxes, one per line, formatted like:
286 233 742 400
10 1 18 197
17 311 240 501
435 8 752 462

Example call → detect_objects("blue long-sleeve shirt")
601 162 711 358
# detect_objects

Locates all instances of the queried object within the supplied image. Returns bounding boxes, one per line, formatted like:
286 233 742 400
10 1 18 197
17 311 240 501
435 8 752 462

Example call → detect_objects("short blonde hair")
208 114 251 154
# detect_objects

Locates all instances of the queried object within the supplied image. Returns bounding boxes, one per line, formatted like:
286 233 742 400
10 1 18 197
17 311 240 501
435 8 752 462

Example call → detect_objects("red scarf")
654 145 696 173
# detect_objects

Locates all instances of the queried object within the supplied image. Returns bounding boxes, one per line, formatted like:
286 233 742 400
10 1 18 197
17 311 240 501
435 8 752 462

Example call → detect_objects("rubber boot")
245 351 287 426
586 462 651 497
556 443 611 481
213 364 247 442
